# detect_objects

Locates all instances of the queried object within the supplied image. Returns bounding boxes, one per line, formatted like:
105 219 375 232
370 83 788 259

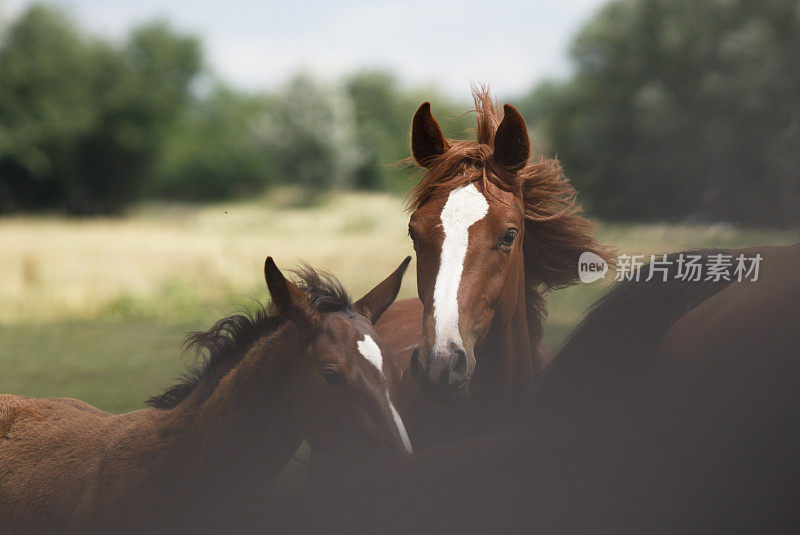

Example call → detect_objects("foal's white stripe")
433 183 489 352
357 335 413 454
357 335 383 372
387 397 413 454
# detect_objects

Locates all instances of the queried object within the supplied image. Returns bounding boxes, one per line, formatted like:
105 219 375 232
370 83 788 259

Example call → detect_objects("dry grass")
1 189 795 326
0 188 418 324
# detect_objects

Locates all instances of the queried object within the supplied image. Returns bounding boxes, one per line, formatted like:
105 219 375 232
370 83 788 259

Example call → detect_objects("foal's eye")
321 369 346 386
499 229 518 248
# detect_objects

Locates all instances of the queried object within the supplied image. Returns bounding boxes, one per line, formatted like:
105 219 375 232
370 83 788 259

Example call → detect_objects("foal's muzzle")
410 344 471 400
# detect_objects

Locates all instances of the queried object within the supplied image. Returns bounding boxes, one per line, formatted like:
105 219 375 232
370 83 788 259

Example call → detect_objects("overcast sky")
4 0 607 100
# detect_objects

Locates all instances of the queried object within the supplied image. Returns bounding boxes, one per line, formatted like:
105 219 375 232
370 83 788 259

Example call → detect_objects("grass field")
2 188 798 413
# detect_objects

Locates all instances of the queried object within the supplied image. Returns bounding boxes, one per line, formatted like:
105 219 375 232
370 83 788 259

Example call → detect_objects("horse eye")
321 369 346 386
408 226 418 244
500 229 518 248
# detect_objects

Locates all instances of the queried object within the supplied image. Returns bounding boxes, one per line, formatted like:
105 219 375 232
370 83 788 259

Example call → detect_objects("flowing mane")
147 265 352 409
405 87 613 332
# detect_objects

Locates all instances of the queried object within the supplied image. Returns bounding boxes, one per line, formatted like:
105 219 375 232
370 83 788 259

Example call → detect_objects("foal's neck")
161 327 302 502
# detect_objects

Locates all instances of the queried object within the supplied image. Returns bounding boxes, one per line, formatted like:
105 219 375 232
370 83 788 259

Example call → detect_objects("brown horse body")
0 259 412 533
379 89 610 447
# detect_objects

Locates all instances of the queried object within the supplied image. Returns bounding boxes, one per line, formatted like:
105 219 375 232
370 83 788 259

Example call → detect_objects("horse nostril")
449 349 468 382
409 348 422 381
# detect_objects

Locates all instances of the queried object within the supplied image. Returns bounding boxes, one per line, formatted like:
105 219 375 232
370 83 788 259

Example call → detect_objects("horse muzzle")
409 344 473 400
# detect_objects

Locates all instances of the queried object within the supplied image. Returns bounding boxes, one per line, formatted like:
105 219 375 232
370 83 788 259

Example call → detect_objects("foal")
0 257 412 533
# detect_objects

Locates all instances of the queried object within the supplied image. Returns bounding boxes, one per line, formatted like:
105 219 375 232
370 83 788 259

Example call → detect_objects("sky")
3 0 607 100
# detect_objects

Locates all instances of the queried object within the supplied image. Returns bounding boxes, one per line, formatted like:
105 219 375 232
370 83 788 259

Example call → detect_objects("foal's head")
264 257 414 464
406 89 609 399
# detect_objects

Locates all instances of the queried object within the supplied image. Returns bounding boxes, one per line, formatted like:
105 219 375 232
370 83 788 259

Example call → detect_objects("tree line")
518 0 800 226
1 1 797 225
0 5 471 214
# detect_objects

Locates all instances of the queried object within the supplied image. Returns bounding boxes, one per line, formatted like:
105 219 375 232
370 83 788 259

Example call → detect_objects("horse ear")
491 104 530 172
411 102 448 168
354 256 411 324
264 257 318 327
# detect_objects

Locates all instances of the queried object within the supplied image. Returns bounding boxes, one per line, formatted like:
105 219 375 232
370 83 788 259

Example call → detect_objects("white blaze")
357 334 383 372
357 335 413 454
433 183 489 353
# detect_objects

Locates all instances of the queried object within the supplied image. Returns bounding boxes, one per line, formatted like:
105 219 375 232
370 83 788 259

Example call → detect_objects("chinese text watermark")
579 252 762 284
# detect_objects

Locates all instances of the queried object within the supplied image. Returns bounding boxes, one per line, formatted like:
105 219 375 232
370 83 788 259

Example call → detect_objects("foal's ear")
354 256 411 324
264 257 318 327
411 102 448 168
491 104 530 172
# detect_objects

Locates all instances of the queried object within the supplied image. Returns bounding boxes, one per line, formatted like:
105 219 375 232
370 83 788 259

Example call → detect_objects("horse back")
660 243 800 369
0 395 116 532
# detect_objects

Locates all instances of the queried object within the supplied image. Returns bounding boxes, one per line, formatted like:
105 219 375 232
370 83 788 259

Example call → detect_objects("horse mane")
535 250 735 407
146 265 352 409
405 87 614 330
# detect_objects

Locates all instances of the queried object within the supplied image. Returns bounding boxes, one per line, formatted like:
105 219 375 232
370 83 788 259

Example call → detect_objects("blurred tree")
0 5 200 214
345 70 477 192
265 75 362 190
0 5 96 211
151 85 278 200
345 71 415 191
521 0 800 226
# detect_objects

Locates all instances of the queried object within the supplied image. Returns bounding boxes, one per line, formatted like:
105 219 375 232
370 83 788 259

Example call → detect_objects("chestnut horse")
264 244 800 534
0 257 412 533
377 88 611 445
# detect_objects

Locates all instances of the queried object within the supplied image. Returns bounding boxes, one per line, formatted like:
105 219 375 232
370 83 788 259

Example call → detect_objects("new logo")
578 251 608 283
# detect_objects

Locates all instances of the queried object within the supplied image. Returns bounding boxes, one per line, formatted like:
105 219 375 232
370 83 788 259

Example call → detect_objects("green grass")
0 314 591 413
0 321 201 413
1 190 798 413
